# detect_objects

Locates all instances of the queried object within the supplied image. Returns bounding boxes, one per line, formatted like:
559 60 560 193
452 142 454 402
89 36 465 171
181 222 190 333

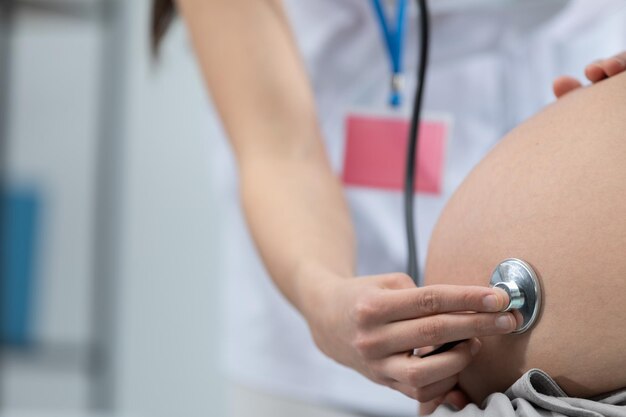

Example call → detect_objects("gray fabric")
428 369 626 417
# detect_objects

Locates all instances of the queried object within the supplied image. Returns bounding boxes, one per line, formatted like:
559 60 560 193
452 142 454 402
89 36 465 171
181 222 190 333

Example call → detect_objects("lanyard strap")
370 0 408 107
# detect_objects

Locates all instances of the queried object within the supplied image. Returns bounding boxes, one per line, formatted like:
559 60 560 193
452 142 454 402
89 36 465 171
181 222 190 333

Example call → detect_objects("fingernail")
484 288 508 311
470 339 482 356
447 404 460 412
496 314 514 330
482 295 498 311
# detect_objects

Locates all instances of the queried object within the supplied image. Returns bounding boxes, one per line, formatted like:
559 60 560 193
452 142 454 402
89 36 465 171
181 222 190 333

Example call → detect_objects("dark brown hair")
151 0 177 55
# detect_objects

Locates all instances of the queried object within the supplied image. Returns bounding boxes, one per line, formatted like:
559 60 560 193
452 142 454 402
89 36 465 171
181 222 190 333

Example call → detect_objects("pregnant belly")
424 72 626 404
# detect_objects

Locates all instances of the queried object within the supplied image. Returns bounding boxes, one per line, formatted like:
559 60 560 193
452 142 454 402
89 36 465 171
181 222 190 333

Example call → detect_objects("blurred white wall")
4 4 102 409
115 1 226 416
3 0 225 415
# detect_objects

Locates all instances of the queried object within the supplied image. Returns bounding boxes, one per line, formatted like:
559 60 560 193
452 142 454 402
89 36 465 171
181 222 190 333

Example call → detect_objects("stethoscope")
370 0 542 355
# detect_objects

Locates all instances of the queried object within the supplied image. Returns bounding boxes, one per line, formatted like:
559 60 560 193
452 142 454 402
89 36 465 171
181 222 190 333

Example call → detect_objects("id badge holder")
342 108 452 195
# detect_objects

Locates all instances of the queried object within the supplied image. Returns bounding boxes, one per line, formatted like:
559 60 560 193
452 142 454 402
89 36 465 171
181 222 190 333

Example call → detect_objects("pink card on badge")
342 112 450 195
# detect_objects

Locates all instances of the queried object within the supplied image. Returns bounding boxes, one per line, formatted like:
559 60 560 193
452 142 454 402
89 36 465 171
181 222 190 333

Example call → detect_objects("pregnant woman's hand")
300 268 515 403
554 51 626 98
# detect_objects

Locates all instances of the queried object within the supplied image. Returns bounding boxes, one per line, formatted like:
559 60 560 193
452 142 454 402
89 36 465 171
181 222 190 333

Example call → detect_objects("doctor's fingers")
380 338 480 392
389 375 458 403
372 311 515 355
419 390 470 416
379 285 510 323
586 52 626 82
415 375 460 403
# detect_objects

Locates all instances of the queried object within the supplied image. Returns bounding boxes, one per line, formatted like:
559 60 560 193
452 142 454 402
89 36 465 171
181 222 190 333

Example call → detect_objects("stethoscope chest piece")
490 258 542 334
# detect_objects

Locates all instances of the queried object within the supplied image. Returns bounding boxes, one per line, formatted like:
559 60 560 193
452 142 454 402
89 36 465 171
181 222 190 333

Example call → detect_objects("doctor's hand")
300 269 514 404
553 51 626 98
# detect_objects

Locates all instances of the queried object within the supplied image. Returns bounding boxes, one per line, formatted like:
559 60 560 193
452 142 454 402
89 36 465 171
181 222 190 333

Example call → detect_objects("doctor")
152 0 626 416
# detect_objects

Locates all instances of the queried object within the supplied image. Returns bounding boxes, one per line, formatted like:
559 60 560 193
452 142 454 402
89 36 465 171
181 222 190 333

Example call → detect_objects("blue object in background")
1 188 41 346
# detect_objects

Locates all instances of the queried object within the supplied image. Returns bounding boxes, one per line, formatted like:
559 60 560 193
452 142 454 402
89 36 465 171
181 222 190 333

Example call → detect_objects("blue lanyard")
370 0 408 107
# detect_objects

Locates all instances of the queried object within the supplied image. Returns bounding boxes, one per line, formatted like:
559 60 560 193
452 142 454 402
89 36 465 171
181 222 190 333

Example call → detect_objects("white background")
3 0 226 415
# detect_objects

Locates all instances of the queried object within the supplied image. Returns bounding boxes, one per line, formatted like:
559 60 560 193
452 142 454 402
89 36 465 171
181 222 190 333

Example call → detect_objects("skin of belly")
424 72 626 404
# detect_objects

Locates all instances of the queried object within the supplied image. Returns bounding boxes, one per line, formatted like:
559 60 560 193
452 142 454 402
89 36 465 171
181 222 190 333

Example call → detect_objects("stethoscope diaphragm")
490 258 542 334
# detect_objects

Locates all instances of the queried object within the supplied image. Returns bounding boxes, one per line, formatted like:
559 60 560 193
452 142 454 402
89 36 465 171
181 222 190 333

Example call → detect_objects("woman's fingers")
381 285 510 322
389 380 419 400
585 59 607 82
585 52 626 82
415 374 460 403
604 52 626 76
381 338 481 389
443 389 471 411
419 389 471 415
419 397 445 416
553 75 582 98
375 311 514 354
554 51 626 99
391 375 459 403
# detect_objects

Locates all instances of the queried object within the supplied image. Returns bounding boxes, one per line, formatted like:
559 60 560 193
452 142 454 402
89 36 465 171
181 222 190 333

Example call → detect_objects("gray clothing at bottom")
429 369 626 417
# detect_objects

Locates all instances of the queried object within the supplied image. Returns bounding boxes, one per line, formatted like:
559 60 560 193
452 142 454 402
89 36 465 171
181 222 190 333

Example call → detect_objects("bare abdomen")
424 72 626 404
